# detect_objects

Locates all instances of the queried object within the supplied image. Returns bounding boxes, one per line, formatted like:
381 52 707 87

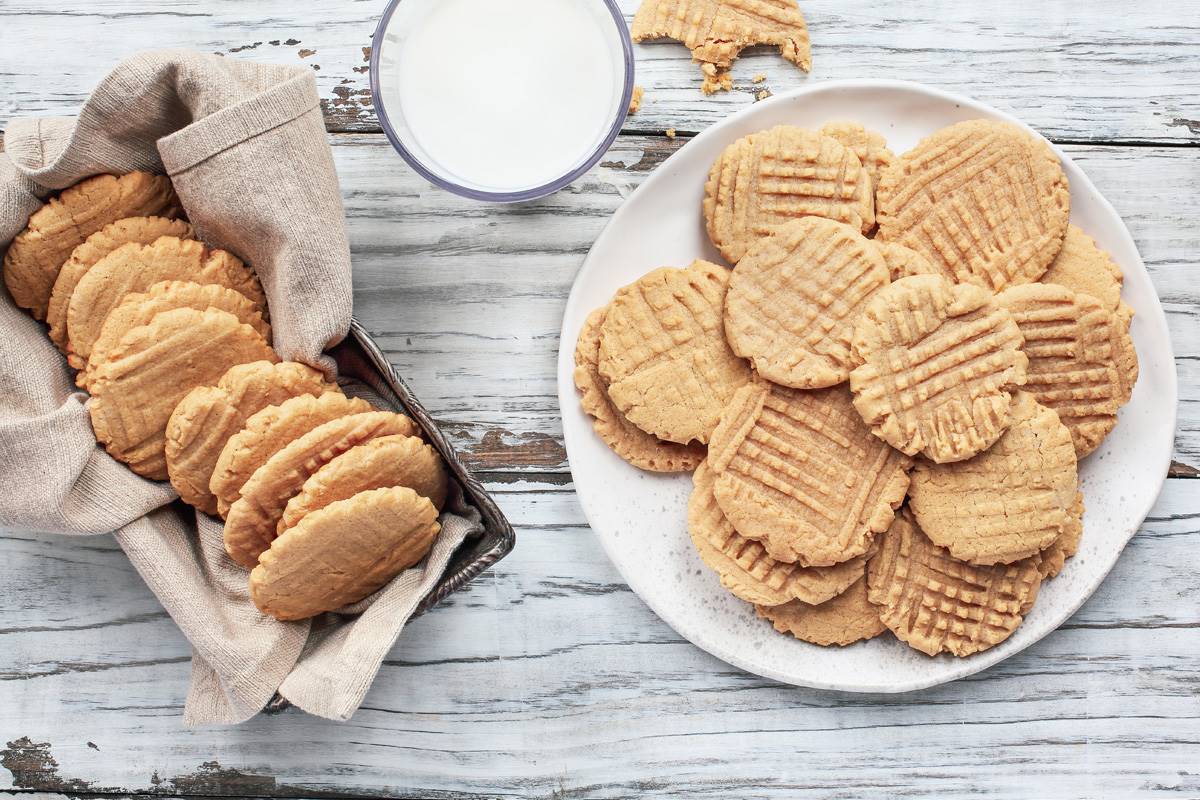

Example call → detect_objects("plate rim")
557 78 1178 693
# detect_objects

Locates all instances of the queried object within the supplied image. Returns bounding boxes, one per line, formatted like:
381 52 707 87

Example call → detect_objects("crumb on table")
700 62 733 95
752 73 767 83
666 128 676 138
628 85 645 115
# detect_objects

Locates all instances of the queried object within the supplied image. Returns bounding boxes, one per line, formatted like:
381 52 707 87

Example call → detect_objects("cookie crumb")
700 62 733 95
752 73 767 83
628 85 645 115
755 89 773 101
665 128 677 139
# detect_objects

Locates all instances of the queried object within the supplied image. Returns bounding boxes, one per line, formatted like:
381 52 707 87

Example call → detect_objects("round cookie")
574 305 706 472
997 282 1133 457
66 236 267 369
875 241 937 282
819 120 894 191
278 434 448 536
724 217 891 388
630 0 811 73
223 410 418 568
756 577 885 647
46 216 194 353
704 126 874 264
165 361 338 515
249 486 440 621
1039 489 1085 580
850 275 1029 464
867 509 1043 657
1040 225 1124 313
908 392 1078 566
210 392 375 516
87 308 278 480
83 281 270 389
708 381 911 566
1112 302 1139 403
876 119 1070 291
688 461 868 606
597 261 751 445
3 172 179 319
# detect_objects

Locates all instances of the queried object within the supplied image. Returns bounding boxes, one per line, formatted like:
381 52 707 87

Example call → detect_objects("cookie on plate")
1038 489 1085 580
724 217 890 388
1040 225 1124 313
704 126 874 263
689 461 868 606
575 305 706 472
87 308 278 480
908 392 1078 566
249 486 440 621
3 172 179 319
756 576 885 647
165 361 338 515
875 241 937 282
708 381 911 566
598 261 751 445
876 119 1070 291
819 120 894 191
867 509 1043 657
850 275 1028 463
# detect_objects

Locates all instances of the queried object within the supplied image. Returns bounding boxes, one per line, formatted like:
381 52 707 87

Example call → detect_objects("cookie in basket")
704 126 873 263
688 461 867 606
165 361 338 515
597 260 750 445
819 121 894 191
223 410 418 568
574 305 706 472
876 119 1070 291
724 216 890 388
756 576 885 647
249 486 440 621
707 381 910 566
908 392 1079 566
867 509 1043 657
850 274 1028 463
3 172 180 320
87 307 278 480
46 216 194 353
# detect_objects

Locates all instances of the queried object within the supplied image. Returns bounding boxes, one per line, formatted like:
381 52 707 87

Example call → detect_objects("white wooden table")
2 2 1199 797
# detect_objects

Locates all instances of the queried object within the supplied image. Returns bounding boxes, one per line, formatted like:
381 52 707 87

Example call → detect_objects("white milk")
390 0 624 193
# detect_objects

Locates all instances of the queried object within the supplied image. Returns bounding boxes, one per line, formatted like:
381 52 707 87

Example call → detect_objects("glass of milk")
371 0 634 202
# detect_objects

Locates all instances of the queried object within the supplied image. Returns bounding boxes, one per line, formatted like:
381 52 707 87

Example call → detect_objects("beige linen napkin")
0 49 478 724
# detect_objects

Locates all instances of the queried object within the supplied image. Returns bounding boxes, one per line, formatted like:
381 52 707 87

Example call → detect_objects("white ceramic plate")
557 80 1177 692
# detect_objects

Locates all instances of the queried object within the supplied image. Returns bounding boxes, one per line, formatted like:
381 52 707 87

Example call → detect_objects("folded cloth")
0 49 478 725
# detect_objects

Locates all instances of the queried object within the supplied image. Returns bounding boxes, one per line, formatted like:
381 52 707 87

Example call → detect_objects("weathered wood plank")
1 1 1198 143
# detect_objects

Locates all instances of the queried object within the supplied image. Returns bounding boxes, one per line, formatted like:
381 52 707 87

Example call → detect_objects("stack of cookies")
575 119 1139 657
4 172 448 621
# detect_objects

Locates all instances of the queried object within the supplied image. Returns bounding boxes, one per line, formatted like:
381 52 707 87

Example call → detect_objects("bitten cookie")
3 172 179 319
87 308 278 480
598 261 751 445
249 486 440 621
724 217 891 388
850 275 1028 463
876 119 1070 291
705 126 874 263
867 510 1043 657
908 392 1078 566
707 381 911 566
165 361 338 515
756 576 885 647
574 305 706 472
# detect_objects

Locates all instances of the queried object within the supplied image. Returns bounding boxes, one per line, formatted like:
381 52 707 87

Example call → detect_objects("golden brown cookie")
210 392 375 516
597 261 751 445
1039 489 1084 580
1040 225 1124 313
1112 302 1139 403
819 121 894 191
574 305 706 472
46 216 194 353
875 241 937 282
631 0 810 87
997 283 1134 457
708 381 911 566
876 119 1070 291
3 172 179 319
688 461 868 606
66 236 267 369
249 486 440 621
724 217 890 388
756 577 886 647
87 308 278 480
82 280 270 389
867 509 1043 657
908 393 1078 566
850 275 1028 464
278 434 448 536
165 361 338 515
224 410 418 568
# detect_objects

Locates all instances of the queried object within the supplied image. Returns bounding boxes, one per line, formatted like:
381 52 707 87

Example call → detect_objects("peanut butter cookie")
1040 225 1124 313
819 121 894 191
756 576 885 647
